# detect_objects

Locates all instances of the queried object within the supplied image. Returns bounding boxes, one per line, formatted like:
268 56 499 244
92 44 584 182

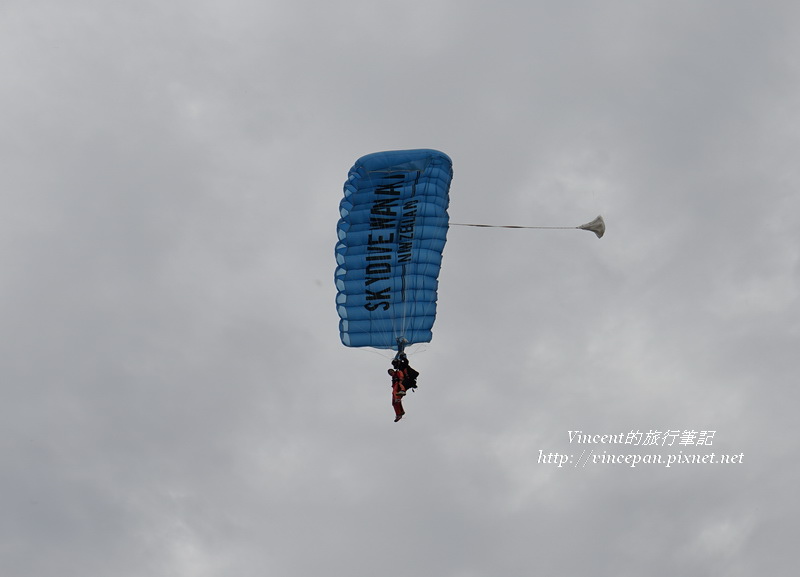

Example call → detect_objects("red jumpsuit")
388 368 406 421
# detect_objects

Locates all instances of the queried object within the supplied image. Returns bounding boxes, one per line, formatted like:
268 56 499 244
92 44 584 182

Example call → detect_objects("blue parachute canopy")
335 149 453 350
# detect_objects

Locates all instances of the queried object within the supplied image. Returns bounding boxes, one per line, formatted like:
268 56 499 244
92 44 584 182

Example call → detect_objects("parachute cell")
335 149 452 350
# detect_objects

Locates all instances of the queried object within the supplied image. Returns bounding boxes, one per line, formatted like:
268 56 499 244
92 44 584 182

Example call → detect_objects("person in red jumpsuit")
388 359 407 422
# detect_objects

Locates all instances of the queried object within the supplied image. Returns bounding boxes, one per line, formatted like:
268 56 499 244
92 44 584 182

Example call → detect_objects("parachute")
335 149 453 351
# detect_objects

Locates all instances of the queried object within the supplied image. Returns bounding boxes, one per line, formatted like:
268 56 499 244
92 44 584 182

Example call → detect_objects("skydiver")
388 359 407 422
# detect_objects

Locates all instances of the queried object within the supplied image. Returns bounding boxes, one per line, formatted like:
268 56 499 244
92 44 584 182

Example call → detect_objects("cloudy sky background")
3 1 798 575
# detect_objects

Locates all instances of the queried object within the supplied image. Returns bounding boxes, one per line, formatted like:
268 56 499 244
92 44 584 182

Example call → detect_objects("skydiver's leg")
393 398 404 421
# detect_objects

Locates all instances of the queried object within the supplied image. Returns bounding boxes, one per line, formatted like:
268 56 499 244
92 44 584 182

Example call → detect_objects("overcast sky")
2 1 798 575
